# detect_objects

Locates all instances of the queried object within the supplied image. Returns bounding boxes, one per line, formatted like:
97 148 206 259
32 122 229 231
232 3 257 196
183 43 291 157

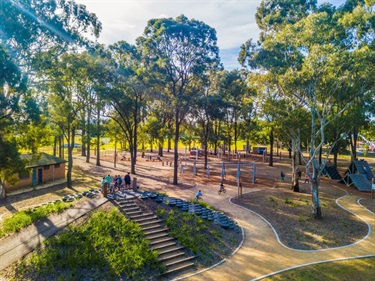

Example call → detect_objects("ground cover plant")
9 208 163 281
0 201 72 238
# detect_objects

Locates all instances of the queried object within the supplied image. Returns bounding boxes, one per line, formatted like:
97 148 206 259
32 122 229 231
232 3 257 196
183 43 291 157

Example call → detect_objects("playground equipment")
178 160 257 184
342 160 374 192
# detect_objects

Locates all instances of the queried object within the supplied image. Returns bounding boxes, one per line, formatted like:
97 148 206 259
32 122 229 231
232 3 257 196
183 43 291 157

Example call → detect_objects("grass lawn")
261 257 375 281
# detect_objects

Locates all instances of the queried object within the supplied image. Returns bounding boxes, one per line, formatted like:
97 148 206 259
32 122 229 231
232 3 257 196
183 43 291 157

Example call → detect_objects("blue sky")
76 0 347 69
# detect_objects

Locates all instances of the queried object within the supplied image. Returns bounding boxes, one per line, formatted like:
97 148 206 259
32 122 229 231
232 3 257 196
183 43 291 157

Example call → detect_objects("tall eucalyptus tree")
137 15 220 185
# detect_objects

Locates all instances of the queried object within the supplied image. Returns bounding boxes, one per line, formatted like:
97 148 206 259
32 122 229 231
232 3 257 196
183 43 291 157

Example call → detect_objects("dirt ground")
1 149 374 250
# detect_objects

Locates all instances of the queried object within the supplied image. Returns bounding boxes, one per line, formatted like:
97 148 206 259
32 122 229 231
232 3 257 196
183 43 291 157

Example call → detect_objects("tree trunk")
291 139 299 192
133 100 138 167
269 127 274 167
86 107 92 162
158 142 163 156
0 180 6 199
53 137 57 156
204 120 209 169
96 108 101 166
67 129 75 189
234 121 238 153
59 136 63 159
81 126 86 157
311 179 322 219
319 146 322 165
168 122 172 153
173 107 180 185
333 149 338 167
349 131 358 162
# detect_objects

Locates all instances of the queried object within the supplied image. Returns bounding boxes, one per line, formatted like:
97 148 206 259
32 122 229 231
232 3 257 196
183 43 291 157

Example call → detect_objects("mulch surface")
232 181 369 250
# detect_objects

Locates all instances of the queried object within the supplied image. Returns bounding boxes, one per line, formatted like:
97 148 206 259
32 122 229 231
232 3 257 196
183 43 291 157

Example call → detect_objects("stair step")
151 242 177 250
165 256 195 267
118 201 136 204
117 200 135 204
129 213 154 219
146 232 169 240
143 228 169 235
150 237 174 245
121 204 138 208
158 252 185 262
133 215 158 222
122 207 140 212
125 210 142 215
138 219 162 226
157 246 184 255
142 225 163 231
163 262 195 275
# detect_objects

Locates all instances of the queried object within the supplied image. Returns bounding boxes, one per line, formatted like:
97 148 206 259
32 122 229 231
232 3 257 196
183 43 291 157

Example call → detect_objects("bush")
0 201 72 238
14 208 163 280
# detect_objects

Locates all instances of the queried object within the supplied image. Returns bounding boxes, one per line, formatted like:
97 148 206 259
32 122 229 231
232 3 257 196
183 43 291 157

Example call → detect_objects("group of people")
101 173 131 192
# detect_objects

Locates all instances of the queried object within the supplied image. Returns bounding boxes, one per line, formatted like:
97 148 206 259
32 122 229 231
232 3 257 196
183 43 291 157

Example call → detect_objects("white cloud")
77 0 262 46
76 0 346 69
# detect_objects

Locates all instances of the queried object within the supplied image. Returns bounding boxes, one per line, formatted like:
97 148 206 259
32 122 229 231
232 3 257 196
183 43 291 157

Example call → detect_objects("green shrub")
189 200 215 210
0 201 72 238
14 208 163 280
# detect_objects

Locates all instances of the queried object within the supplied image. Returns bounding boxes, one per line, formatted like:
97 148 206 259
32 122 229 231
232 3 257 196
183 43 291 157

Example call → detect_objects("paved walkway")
1 156 374 280
178 187 375 281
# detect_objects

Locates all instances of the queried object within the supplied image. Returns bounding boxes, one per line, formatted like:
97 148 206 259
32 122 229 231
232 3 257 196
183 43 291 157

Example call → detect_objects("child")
304 174 310 183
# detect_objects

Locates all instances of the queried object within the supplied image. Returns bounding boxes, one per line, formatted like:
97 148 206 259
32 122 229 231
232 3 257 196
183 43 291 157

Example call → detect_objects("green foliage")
189 200 216 210
261 257 375 281
0 201 71 238
156 207 165 216
14 208 163 280
166 211 209 254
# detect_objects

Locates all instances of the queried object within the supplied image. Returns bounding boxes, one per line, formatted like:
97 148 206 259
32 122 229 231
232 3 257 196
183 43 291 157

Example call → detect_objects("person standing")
105 175 112 187
124 173 131 189
280 171 285 181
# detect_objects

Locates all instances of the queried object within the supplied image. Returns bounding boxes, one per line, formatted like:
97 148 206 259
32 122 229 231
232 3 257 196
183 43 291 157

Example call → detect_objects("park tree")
0 0 101 197
218 70 251 157
37 52 98 188
145 88 175 156
192 73 226 169
100 41 149 174
137 15 220 185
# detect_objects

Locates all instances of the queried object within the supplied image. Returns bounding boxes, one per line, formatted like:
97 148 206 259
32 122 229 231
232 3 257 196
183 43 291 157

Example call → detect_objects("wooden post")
132 177 138 192
103 182 108 197
238 178 242 198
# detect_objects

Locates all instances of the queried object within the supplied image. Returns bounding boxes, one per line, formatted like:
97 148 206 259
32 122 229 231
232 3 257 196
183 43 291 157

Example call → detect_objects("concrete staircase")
116 198 196 277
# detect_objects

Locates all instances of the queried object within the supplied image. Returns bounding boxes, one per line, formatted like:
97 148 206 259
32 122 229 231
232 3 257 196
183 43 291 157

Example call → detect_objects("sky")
75 0 347 70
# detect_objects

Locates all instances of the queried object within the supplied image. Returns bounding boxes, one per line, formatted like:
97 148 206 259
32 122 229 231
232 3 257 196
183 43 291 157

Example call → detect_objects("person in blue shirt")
196 190 203 200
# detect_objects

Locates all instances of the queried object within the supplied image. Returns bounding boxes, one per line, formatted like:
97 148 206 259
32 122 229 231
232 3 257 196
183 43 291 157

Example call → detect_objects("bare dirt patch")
232 182 369 250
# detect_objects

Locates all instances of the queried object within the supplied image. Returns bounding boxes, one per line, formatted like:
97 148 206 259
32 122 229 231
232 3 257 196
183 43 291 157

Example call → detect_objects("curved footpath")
0 157 374 280
177 188 375 281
